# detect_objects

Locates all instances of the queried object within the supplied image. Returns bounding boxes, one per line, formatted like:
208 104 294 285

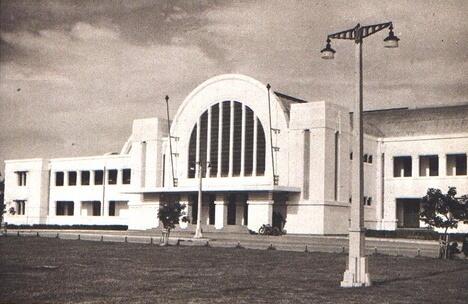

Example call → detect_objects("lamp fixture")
383 25 400 48
320 38 336 59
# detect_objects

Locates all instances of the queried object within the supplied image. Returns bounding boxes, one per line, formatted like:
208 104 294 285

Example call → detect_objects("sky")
1 0 467 175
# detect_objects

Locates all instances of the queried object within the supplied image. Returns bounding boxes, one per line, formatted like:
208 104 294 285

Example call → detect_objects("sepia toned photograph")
0 0 467 303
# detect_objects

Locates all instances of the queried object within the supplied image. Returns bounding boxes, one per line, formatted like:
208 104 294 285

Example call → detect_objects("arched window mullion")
187 101 266 179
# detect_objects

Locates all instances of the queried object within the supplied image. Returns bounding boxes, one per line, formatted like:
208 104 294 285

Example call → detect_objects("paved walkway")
3 228 440 258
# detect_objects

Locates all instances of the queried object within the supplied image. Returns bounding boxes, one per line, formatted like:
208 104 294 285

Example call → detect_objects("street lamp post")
193 160 209 239
321 22 399 287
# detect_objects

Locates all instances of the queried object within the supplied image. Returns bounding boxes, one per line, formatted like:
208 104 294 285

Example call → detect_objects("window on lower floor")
108 169 117 185
81 201 101 216
419 155 439 176
56 201 74 216
393 156 412 177
55 171 64 186
81 171 90 185
14 200 26 215
122 169 131 184
447 154 467 176
68 171 77 186
109 201 116 216
92 201 101 216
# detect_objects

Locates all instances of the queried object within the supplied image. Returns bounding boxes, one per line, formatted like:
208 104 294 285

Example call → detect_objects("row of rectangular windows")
14 169 132 187
393 153 467 177
55 201 124 216
9 200 126 217
54 169 131 186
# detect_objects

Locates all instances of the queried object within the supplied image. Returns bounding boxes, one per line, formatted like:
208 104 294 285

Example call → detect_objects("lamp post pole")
321 22 399 288
193 160 206 239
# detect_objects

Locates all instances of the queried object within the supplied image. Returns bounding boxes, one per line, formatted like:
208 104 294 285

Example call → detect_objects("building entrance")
227 194 236 225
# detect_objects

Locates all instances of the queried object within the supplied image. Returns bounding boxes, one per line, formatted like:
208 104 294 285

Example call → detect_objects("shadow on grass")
372 265 468 286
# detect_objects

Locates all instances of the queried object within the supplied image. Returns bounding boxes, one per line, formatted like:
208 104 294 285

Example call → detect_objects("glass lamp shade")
321 49 335 59
384 30 400 48
384 38 399 48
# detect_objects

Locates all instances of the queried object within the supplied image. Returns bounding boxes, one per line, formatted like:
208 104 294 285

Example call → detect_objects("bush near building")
6 224 128 230
365 229 466 242
420 187 468 258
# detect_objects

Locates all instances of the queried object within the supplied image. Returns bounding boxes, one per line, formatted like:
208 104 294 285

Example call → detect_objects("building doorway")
208 195 215 225
227 194 236 225
396 198 421 228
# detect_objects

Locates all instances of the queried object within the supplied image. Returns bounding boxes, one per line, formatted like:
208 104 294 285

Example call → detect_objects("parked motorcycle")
258 224 282 236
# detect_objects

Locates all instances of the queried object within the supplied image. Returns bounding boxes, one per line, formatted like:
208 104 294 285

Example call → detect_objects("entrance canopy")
123 184 300 194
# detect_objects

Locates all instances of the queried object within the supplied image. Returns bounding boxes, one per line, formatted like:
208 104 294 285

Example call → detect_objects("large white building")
3 74 468 234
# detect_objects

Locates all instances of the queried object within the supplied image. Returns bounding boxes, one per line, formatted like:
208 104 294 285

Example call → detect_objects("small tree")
157 202 188 246
420 187 468 258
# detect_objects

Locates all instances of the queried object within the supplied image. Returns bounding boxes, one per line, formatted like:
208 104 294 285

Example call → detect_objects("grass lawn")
0 237 467 304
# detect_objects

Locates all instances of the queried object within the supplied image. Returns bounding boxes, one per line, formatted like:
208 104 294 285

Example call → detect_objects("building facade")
3 74 468 234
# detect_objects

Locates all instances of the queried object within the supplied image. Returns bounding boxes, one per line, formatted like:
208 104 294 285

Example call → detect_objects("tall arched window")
187 101 266 178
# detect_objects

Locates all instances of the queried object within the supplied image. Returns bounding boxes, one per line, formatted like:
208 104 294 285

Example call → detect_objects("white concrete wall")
381 133 468 232
127 194 159 230
285 101 350 234
126 118 168 229
4 159 49 225
48 154 133 225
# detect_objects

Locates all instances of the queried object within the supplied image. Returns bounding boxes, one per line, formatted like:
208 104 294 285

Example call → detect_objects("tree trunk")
442 228 450 259
161 228 170 246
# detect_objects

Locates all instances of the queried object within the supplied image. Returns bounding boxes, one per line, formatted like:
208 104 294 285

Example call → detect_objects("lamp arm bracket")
328 26 358 40
327 22 392 41
360 22 392 39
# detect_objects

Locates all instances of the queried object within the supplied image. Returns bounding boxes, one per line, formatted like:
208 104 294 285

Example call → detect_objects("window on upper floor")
68 171 77 186
55 172 64 186
393 156 412 177
94 170 103 185
447 154 467 176
16 171 27 186
419 155 439 177
14 200 26 215
81 171 90 185
362 154 373 164
362 196 372 206
108 169 117 185
122 169 131 184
